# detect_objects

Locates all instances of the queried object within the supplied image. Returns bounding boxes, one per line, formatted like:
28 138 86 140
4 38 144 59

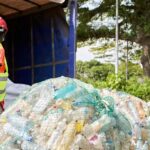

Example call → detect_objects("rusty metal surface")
0 0 65 18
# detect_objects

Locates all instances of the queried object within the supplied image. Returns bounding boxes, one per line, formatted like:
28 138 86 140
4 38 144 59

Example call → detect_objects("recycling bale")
0 76 149 150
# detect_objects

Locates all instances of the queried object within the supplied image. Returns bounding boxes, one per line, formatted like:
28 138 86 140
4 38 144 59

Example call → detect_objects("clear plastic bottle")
144 116 150 129
118 103 136 125
21 141 47 150
32 86 54 113
0 137 17 150
121 134 131 150
142 141 149 150
56 100 72 110
40 109 63 136
54 82 77 100
47 119 67 149
52 134 63 150
127 100 140 121
99 115 115 131
83 114 116 138
64 87 88 100
136 137 143 150
71 107 94 121
71 134 91 150
133 123 142 139
47 130 60 149
57 121 76 150
136 102 146 120
99 132 107 148
72 93 97 107
7 114 32 130
105 130 115 150
3 123 32 141
121 138 131 150
112 128 121 150
104 140 114 150
51 76 68 90
115 111 132 135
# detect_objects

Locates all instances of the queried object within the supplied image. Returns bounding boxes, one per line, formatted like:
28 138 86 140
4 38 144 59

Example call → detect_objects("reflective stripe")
0 43 8 102
0 89 5 94
0 76 7 81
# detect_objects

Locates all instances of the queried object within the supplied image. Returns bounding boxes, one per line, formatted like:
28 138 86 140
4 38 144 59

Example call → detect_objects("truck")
0 0 77 85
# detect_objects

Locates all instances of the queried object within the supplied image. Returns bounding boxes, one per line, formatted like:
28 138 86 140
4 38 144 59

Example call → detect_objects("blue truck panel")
32 14 53 65
34 66 53 83
14 69 32 85
5 7 75 85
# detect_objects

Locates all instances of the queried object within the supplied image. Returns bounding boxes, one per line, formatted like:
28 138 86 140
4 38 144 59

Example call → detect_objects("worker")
0 17 9 111
0 17 30 112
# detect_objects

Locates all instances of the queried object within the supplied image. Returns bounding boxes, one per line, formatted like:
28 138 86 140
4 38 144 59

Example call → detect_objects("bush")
76 60 150 101
126 77 150 102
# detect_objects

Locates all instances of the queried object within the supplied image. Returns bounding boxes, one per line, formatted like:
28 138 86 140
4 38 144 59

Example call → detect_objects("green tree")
78 0 150 77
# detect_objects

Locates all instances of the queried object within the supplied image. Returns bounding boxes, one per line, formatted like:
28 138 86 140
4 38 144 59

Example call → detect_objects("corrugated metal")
0 0 65 18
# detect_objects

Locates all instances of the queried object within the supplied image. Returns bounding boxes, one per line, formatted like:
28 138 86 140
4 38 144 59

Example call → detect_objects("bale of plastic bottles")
0 76 149 150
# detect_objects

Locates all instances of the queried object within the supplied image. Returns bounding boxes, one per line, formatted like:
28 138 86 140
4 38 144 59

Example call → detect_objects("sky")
76 46 95 61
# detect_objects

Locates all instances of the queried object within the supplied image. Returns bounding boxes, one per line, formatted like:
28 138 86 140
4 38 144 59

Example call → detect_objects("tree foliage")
78 0 150 42
77 0 150 77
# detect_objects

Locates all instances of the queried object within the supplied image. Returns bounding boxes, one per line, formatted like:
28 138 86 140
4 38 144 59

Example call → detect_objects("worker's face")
0 28 6 42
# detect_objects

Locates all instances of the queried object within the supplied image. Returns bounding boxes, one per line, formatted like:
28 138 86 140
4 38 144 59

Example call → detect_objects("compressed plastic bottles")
47 119 67 149
104 141 114 150
0 137 18 150
98 132 107 147
21 141 47 150
71 107 94 121
40 110 63 136
3 123 32 141
0 125 9 144
143 116 150 129
127 100 140 122
0 77 150 150
65 87 88 100
56 100 72 110
54 82 77 100
7 114 33 130
136 102 146 120
89 134 106 149
115 111 132 135
32 86 54 113
136 137 143 150
83 114 116 138
71 134 92 150
73 93 97 107
142 141 149 150
112 128 121 150
57 121 76 150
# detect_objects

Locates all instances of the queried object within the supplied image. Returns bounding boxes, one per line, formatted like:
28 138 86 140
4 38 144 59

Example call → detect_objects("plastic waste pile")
0 76 149 150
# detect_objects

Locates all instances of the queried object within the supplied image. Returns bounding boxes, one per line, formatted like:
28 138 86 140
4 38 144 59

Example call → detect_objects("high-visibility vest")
0 43 8 102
